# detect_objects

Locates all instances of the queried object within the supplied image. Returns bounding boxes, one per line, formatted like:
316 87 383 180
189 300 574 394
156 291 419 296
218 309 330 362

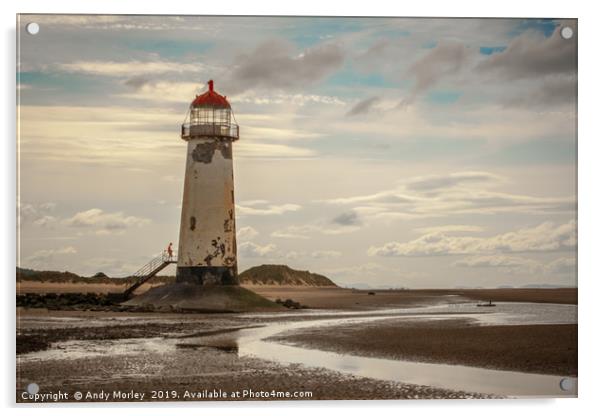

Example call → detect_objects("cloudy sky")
17 15 577 288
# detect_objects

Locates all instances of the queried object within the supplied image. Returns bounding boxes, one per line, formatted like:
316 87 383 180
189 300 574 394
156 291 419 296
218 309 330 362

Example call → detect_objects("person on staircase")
167 242 174 261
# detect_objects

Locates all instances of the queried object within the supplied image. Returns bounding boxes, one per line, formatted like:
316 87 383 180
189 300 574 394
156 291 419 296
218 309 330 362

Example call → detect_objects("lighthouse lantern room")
177 80 240 286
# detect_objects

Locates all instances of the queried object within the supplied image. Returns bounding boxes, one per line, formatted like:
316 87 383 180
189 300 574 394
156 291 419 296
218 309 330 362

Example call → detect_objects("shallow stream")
19 302 577 398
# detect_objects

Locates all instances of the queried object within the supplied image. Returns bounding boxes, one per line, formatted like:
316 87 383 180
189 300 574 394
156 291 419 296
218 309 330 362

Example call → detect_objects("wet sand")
16 287 577 402
448 288 577 305
16 309 493 401
18 281 577 308
248 286 577 309
18 348 491 401
269 318 577 376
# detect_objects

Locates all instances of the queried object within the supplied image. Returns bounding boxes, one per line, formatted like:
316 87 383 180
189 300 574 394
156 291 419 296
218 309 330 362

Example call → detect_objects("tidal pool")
19 302 577 398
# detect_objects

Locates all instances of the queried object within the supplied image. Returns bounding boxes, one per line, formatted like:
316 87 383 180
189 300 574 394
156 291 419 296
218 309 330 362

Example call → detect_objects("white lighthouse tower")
177 80 239 286
124 83 276 310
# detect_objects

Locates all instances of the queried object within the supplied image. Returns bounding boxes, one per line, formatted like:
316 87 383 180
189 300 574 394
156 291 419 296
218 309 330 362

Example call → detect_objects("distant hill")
17 265 337 287
16 267 174 285
343 282 373 289
521 283 576 289
17 267 93 283
239 264 337 287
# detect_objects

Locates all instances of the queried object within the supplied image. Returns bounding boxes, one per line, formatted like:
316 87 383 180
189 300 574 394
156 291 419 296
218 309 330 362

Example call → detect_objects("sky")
17 15 577 288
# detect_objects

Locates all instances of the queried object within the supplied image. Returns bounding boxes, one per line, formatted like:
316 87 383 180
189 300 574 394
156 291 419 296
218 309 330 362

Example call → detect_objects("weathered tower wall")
176 137 238 285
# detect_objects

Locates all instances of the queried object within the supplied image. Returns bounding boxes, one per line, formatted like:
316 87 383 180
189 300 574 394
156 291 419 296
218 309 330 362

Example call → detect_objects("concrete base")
176 266 238 285
122 283 282 313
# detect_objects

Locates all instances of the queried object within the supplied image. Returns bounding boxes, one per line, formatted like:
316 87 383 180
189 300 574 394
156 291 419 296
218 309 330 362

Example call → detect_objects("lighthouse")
177 80 239 286
124 80 277 310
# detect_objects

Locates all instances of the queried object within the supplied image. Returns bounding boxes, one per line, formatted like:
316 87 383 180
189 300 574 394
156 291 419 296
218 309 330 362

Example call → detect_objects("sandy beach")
17 280 577 306
16 285 577 402
269 318 577 376
17 308 497 401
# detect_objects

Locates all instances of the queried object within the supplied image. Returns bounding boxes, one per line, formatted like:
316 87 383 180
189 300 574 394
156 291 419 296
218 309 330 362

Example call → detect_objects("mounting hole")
559 378 574 391
27 383 40 394
560 26 574 40
26 22 40 35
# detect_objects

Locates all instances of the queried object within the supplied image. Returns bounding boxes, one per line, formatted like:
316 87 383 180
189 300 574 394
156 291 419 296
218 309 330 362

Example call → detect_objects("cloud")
123 76 153 89
405 171 502 193
475 25 577 109
236 202 301 216
453 254 576 277
477 25 576 80
285 251 302 260
18 202 57 226
546 257 576 274
24 246 77 267
242 126 322 141
354 38 393 68
325 171 574 218
500 76 576 108
453 255 541 270
331 211 361 226
27 14 217 32
18 104 185 166
321 262 424 287
18 204 38 223
405 41 471 102
27 15 130 27
238 199 269 206
271 223 360 239
271 229 310 240
232 92 345 107
33 215 58 227
346 97 381 117
120 79 346 108
118 81 203 103
282 250 342 260
226 39 345 93
238 241 277 257
415 225 485 234
237 226 259 241
64 209 151 231
310 250 342 259
19 103 317 165
79 257 142 277
236 142 316 159
325 262 391 277
327 191 417 206
39 202 57 211
368 220 576 257
54 60 205 77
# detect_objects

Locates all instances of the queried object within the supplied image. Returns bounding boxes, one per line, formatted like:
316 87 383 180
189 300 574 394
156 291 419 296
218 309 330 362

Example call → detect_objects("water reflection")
236 322 577 398
234 303 577 397
20 302 577 398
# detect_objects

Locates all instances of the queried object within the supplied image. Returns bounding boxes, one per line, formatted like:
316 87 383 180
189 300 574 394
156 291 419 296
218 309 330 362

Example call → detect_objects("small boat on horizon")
477 300 496 307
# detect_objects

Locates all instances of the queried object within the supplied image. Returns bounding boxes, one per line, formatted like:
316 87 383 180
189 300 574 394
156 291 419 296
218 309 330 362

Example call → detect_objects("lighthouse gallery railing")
181 123 239 140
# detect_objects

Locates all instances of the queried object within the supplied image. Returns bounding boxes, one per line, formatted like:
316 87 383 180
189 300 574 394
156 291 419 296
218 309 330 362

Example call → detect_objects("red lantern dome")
191 80 231 109
181 80 239 141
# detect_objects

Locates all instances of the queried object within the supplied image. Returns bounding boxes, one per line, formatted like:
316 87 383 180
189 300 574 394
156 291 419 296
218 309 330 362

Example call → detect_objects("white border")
3 1 601 415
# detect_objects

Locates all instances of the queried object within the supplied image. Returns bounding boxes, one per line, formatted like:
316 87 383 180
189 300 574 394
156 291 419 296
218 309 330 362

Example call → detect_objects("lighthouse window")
215 109 231 125
202 109 211 124
190 108 213 125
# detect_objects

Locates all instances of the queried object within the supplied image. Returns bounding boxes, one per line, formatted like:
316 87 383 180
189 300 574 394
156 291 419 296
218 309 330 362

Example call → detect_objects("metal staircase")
123 251 177 299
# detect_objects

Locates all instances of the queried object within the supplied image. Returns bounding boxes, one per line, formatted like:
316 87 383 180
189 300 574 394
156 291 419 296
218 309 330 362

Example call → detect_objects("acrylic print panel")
16 15 577 402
